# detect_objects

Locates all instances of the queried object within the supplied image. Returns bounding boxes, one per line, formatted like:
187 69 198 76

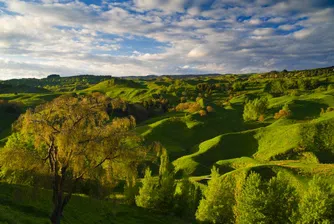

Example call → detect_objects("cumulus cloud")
0 0 333 79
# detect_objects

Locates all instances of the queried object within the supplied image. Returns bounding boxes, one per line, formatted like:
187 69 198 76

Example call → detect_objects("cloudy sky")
0 0 334 79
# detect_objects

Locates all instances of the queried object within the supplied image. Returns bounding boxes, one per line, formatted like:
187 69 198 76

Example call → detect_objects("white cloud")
253 28 274 36
0 0 333 79
293 29 313 39
187 46 210 58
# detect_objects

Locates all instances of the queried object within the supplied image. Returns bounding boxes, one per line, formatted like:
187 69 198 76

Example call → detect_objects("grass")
1 72 334 222
0 183 187 224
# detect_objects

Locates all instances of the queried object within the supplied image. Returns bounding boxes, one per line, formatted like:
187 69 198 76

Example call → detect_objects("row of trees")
135 163 334 223
196 168 334 223
264 78 321 96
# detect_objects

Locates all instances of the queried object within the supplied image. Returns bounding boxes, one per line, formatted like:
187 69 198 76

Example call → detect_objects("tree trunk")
50 205 62 224
49 163 67 224
50 175 64 224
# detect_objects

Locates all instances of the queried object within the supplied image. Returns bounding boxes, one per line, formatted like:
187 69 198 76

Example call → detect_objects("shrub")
206 106 215 113
264 80 287 96
180 96 187 103
290 89 300 96
327 84 334 91
243 97 268 121
232 81 246 91
274 104 291 119
196 97 205 108
175 102 201 113
199 110 207 116
188 103 202 113
326 107 334 113
258 114 265 122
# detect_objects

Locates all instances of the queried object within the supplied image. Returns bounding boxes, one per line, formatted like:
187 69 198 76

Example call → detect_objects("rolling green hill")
1 66 334 223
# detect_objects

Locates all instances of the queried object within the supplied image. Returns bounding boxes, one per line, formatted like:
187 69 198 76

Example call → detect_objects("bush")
297 176 334 223
175 102 201 113
290 89 300 96
327 84 334 91
232 81 246 91
199 110 207 116
274 104 291 119
206 106 215 113
264 80 287 96
258 114 265 122
243 97 269 121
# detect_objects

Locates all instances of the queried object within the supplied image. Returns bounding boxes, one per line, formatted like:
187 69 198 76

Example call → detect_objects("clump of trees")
232 81 246 91
175 102 202 113
297 175 334 223
136 149 201 219
194 169 333 224
243 97 269 121
235 172 297 224
264 78 321 96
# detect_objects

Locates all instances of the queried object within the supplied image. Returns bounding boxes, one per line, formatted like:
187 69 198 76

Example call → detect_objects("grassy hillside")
0 183 186 224
1 66 334 223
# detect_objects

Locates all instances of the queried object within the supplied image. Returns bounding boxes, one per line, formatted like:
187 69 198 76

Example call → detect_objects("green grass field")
1 68 334 223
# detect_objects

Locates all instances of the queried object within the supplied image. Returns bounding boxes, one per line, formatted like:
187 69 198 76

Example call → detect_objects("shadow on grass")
0 198 50 218
289 100 327 120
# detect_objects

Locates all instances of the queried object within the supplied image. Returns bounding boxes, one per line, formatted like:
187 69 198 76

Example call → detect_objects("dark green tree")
196 167 235 223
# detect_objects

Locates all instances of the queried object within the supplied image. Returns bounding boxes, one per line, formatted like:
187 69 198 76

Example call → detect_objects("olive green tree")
0 94 143 224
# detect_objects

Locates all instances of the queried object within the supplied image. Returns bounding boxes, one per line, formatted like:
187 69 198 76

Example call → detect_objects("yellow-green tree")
0 94 143 224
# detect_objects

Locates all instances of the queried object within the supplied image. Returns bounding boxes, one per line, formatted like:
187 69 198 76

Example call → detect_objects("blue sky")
0 0 333 79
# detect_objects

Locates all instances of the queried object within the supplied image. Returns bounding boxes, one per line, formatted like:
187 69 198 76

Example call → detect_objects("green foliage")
297 176 334 223
1 94 146 223
234 172 297 224
264 80 288 96
327 84 334 91
135 168 157 209
196 167 235 223
136 152 176 214
243 97 269 121
232 81 246 91
174 177 201 219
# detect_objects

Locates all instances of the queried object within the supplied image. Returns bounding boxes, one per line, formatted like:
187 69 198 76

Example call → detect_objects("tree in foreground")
0 94 143 224
234 172 297 224
136 148 176 213
297 175 334 223
196 167 235 223
174 176 201 219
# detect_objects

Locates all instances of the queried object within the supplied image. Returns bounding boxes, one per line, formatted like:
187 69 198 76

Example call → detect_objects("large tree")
1 93 144 224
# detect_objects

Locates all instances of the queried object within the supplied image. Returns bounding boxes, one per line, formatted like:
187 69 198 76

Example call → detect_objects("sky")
0 0 334 79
